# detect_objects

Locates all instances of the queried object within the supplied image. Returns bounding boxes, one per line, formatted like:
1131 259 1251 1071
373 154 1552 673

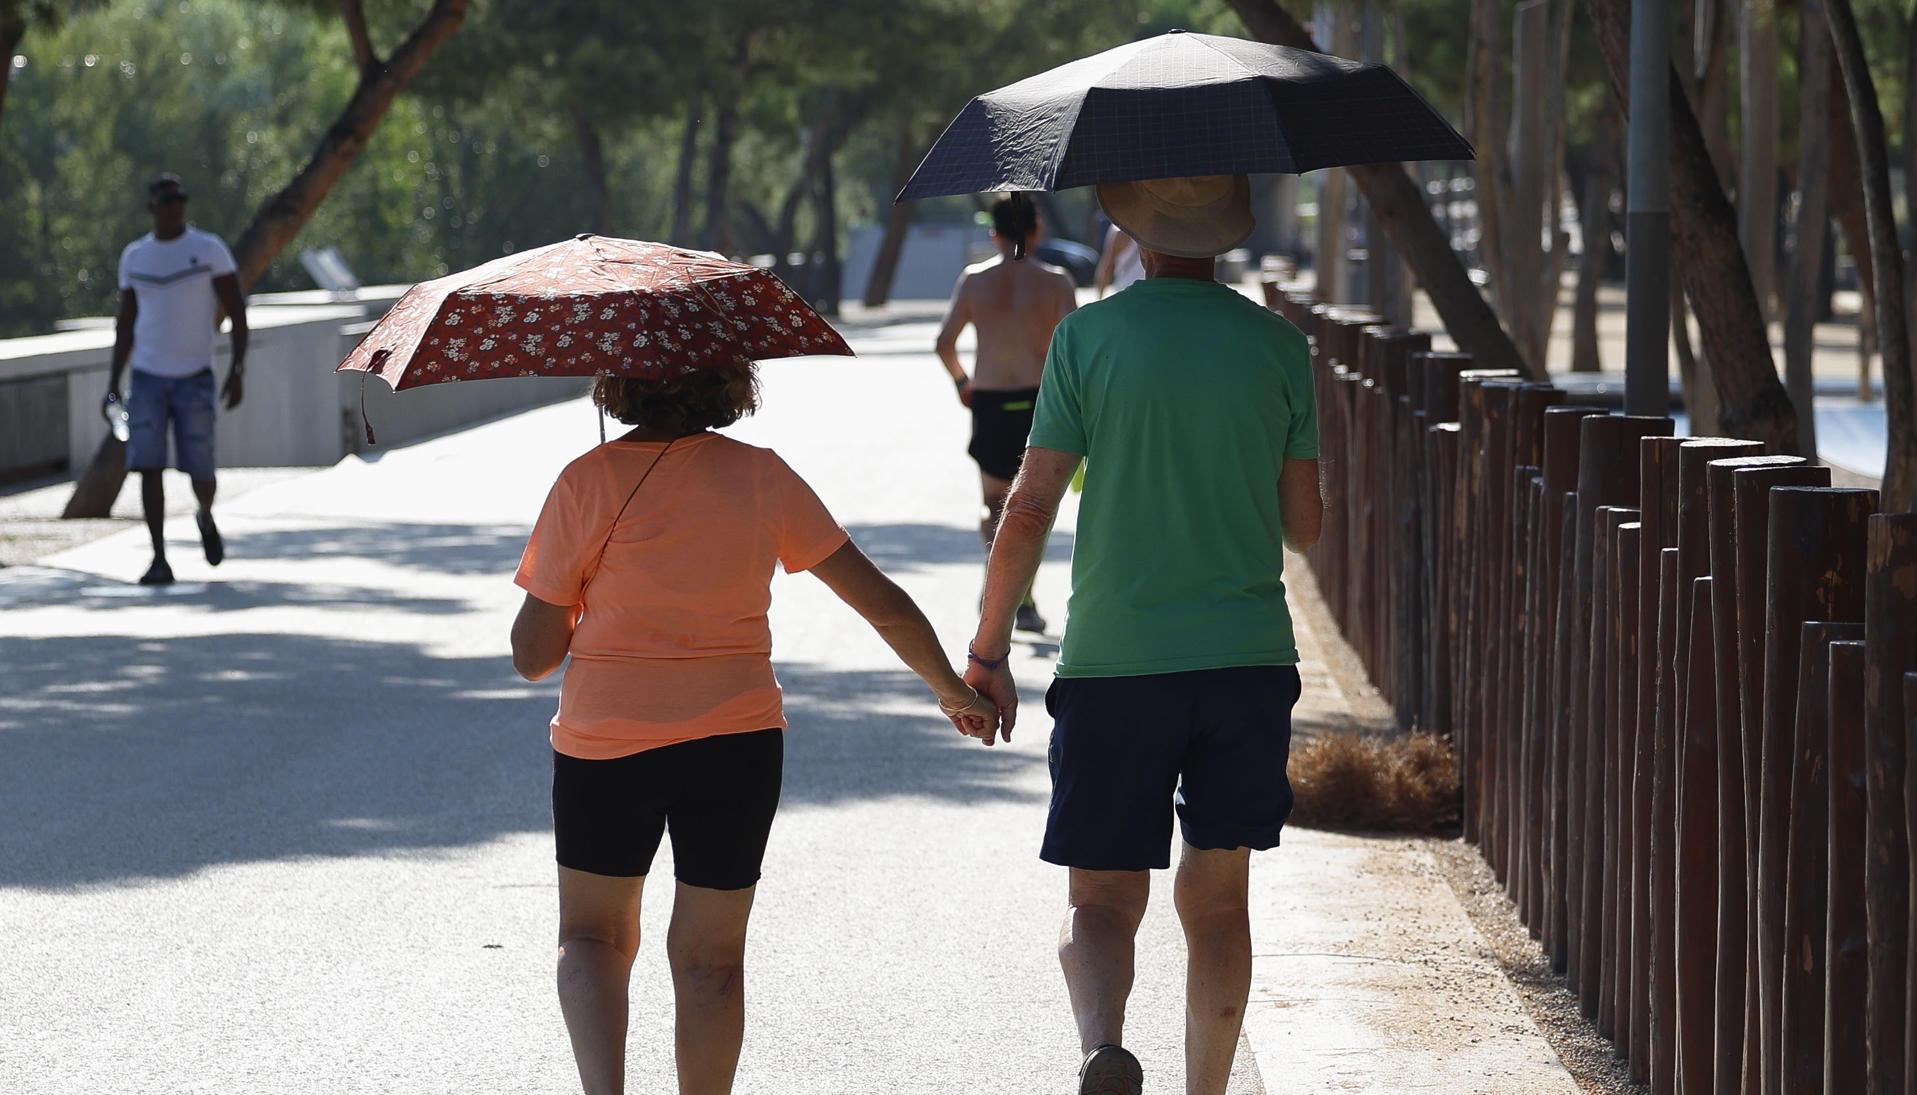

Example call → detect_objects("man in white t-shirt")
107 174 249 585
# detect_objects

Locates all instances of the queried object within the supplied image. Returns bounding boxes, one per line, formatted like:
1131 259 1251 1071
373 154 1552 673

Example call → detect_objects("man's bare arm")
107 290 137 401
1279 457 1323 553
933 273 972 388
213 273 248 410
965 446 1080 731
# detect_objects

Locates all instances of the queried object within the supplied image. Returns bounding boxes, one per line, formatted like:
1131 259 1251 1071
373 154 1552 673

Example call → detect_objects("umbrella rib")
1187 32 1272 81
1189 32 1301 176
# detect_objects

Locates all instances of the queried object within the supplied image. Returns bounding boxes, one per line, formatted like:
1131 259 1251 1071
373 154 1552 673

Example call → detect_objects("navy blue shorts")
1041 665 1301 872
126 368 217 480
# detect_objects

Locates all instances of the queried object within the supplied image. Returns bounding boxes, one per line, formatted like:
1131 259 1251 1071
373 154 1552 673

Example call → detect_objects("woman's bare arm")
510 593 576 681
807 540 1002 742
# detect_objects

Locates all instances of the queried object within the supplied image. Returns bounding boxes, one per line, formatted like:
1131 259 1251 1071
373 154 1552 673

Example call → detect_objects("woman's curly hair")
592 361 760 434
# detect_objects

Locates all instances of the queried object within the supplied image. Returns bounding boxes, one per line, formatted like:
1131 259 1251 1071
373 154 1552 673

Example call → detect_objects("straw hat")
1096 174 1254 259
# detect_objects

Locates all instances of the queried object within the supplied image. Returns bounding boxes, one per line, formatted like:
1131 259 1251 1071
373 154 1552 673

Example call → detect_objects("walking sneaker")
1015 601 1048 634
1078 1045 1142 1095
196 510 224 566
138 558 175 586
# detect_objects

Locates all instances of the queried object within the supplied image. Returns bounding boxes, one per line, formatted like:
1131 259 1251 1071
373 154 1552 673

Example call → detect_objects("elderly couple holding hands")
509 173 1322 1095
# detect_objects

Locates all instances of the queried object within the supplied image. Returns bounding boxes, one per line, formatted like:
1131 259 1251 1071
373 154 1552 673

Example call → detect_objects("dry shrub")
1288 731 1460 834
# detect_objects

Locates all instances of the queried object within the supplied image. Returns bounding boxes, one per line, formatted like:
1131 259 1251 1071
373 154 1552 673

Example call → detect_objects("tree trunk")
1226 0 1540 379
700 99 741 255
1827 71 1877 400
1469 0 1510 323
0 14 26 133
1739 0 1780 318
1827 0 1916 507
1312 1 1354 302
813 141 841 317
669 95 701 246
1582 0 1799 451
700 33 751 256
862 131 920 308
229 0 470 290
570 102 611 237
1695 0 1734 185
1784 0 1831 458
1674 282 1722 431
1571 157 1611 373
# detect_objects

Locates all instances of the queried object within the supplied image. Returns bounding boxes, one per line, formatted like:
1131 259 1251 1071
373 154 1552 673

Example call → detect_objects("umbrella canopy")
897 30 1472 202
338 235 852 392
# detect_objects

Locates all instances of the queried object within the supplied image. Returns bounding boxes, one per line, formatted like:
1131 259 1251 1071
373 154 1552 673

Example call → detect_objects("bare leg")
140 470 166 562
557 866 646 1095
191 476 216 515
1060 868 1151 1053
978 472 1013 553
1174 844 1253 1095
667 882 756 1095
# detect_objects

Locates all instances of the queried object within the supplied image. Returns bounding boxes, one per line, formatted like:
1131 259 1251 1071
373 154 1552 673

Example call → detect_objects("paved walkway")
0 312 1577 1093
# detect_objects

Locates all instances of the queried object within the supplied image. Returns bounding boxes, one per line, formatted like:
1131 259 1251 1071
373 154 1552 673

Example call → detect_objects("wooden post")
1612 517 1643 1055
1779 620 1867 1093
1864 514 1917 1093
1589 505 1638 1030
1720 459 1831 1095
1676 575 1720 1095
1505 383 1563 904
1826 640 1870 1095
1540 405 1607 966
1755 488 1877 1093
1561 414 1672 1001
1428 421 1463 737
1634 433 1698 1087
1652 544 1681 1093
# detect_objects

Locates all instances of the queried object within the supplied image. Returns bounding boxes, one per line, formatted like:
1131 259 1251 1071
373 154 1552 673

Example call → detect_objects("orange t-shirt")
514 432 849 760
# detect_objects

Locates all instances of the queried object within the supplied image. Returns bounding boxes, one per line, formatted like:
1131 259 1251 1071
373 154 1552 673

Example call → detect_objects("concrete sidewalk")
0 313 1578 1093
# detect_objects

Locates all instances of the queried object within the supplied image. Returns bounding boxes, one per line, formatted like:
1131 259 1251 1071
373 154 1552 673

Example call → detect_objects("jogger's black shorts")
968 386 1040 482
1040 666 1301 872
552 728 783 890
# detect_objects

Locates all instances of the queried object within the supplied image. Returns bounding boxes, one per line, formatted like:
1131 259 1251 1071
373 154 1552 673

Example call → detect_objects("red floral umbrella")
337 235 852 392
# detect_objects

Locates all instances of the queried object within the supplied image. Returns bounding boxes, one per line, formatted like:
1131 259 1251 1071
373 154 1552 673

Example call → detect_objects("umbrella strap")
582 436 678 595
360 375 377 447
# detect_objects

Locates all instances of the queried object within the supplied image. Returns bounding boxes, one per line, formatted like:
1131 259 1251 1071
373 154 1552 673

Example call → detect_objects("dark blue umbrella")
896 29 1472 202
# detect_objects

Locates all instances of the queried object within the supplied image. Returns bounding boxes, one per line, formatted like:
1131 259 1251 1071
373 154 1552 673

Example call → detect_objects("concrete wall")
0 287 584 479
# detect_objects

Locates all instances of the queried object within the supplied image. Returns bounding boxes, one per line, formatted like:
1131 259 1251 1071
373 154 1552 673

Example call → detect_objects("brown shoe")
1079 1045 1143 1095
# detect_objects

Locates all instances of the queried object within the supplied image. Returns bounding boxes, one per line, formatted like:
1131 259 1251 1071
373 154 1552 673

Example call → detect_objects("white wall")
0 289 584 478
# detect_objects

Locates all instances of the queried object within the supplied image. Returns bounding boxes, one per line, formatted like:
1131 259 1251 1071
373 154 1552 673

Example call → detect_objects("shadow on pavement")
845 522 1075 575
224 522 533 577
0 573 474 616
0 639 1041 890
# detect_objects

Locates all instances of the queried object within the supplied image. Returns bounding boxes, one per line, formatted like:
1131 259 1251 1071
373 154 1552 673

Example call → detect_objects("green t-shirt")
1027 276 1318 677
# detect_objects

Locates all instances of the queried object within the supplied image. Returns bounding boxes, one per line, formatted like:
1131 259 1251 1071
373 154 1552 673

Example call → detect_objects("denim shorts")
127 368 216 480
1041 665 1301 872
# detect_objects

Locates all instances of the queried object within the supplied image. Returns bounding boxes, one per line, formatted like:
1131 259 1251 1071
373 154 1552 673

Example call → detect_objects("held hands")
961 654 1018 747
939 686 1003 746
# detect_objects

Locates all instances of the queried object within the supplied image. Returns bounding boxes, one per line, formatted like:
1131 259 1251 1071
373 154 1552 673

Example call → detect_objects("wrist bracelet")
967 643 1007 670
954 376 968 390
938 687 980 716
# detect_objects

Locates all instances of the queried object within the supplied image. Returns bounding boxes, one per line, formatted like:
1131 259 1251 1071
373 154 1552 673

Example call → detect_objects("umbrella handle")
359 374 377 447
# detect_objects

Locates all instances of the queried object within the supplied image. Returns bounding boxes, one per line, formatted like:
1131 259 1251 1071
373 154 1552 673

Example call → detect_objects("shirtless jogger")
934 195 1077 633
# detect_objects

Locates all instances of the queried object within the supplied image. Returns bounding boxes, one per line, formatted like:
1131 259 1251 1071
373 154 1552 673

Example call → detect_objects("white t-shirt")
117 227 238 378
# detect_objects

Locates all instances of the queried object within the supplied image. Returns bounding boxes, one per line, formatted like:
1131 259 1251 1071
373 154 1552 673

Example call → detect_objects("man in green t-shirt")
959 174 1323 1095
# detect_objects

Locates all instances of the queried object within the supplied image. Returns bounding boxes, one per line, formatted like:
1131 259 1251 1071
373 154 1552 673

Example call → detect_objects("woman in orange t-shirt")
510 362 999 1095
